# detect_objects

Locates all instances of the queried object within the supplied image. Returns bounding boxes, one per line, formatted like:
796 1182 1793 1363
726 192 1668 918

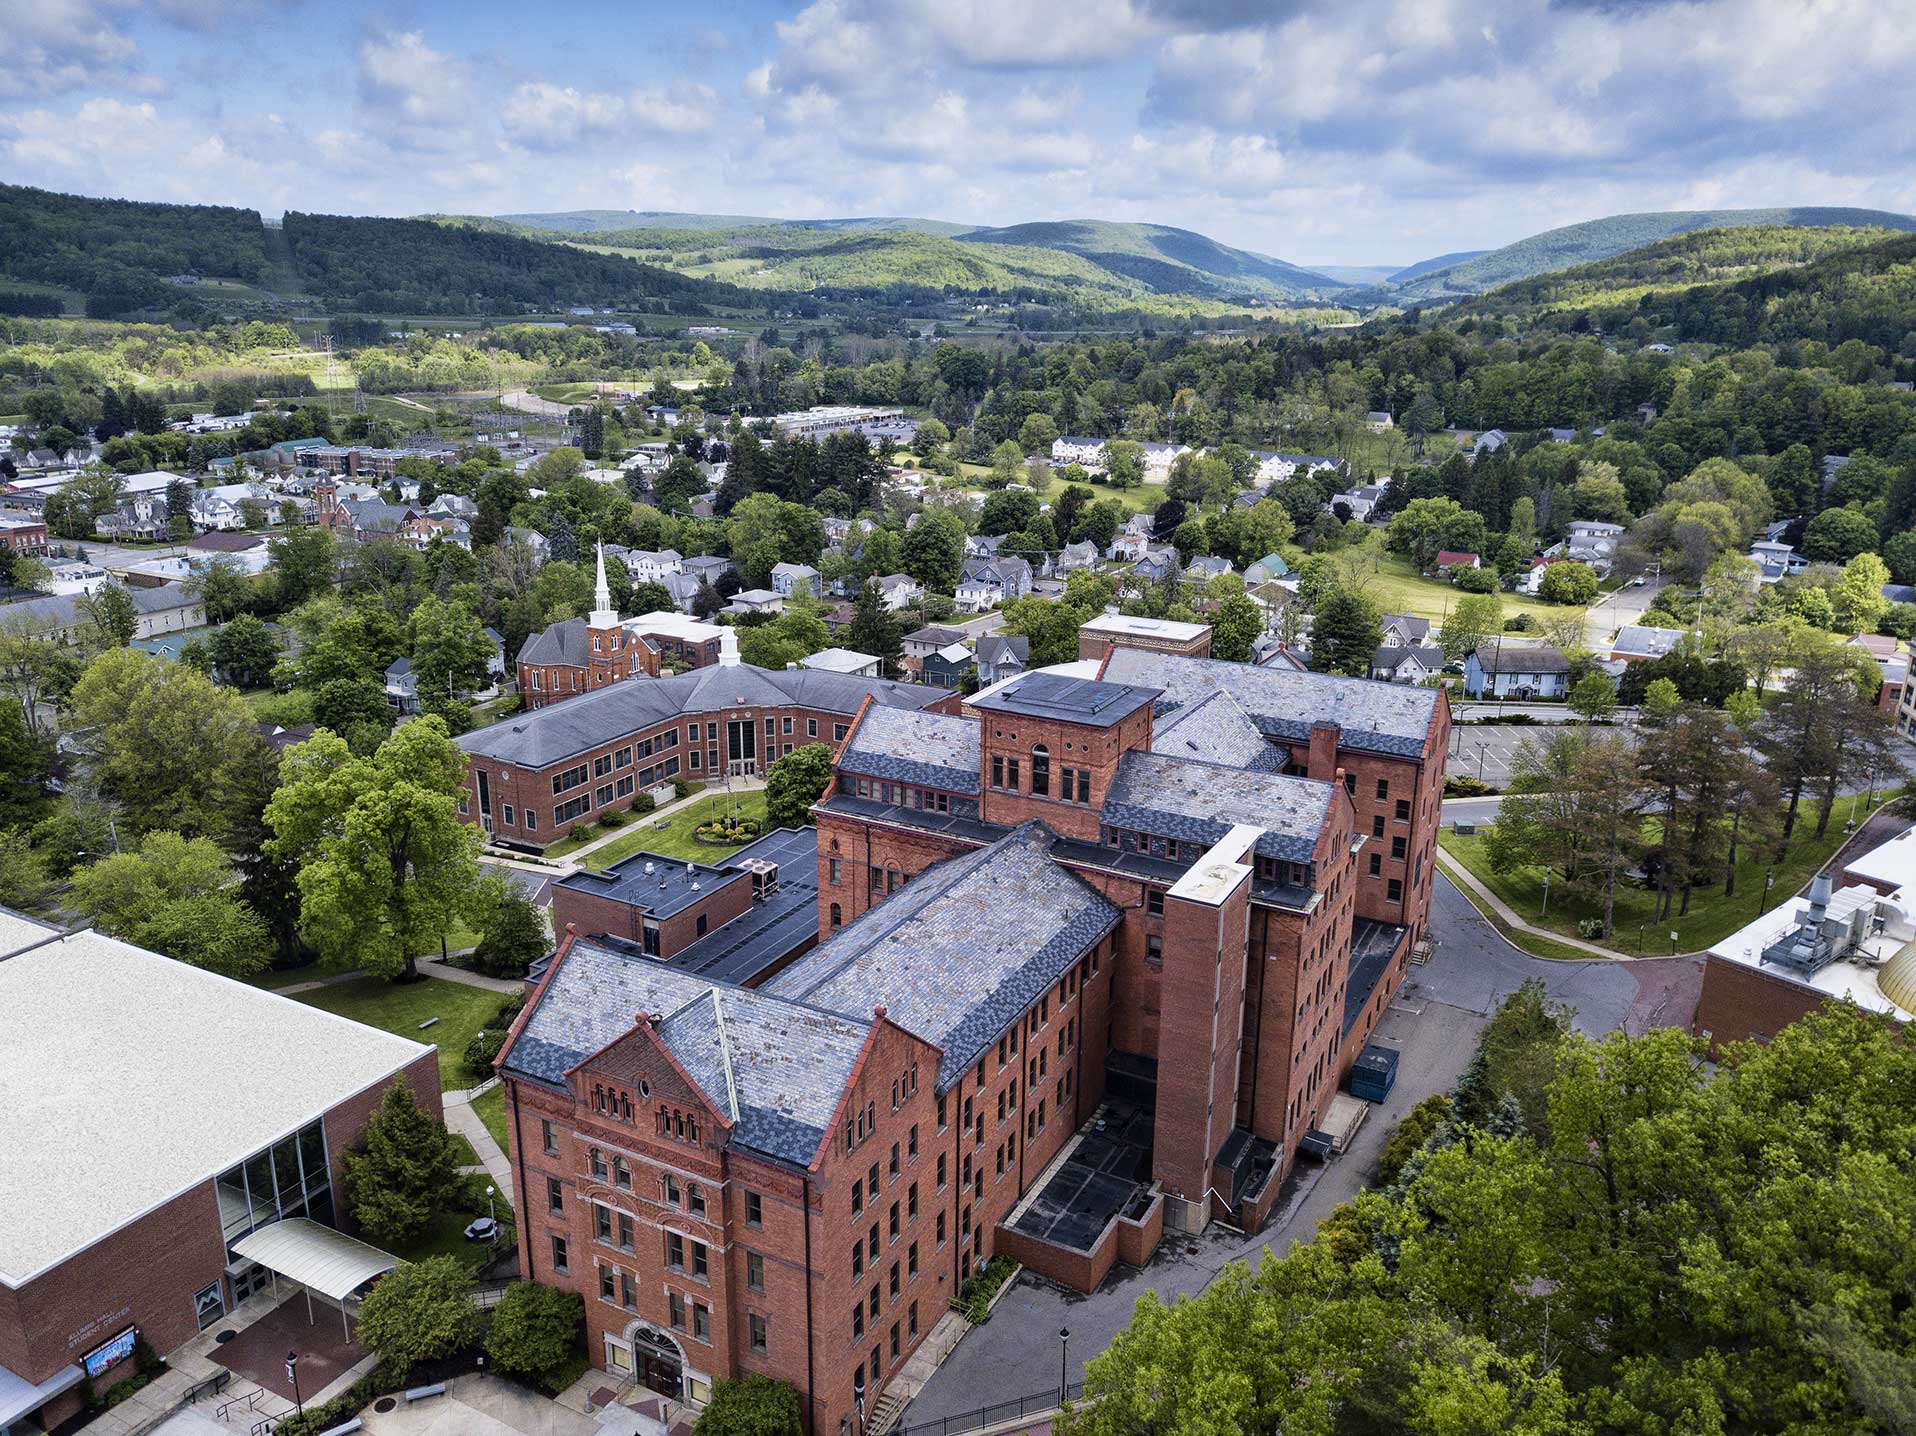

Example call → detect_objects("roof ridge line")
710 990 741 1124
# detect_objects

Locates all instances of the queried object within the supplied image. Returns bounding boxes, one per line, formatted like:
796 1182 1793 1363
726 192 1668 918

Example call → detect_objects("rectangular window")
693 1241 709 1279
744 1190 763 1227
908 1242 919 1278
1395 798 1411 821
808 719 818 738
1372 814 1386 838
1344 772 1357 796
621 1271 637 1311
853 1304 864 1338
747 1251 765 1291
852 1242 863 1278
1369 853 1382 877
666 1232 685 1268
1387 878 1403 901
599 1264 615 1302
664 1175 680 1206
834 723 849 741
750 1313 768 1354
689 1184 707 1216
502 803 515 826
551 1235 569 1273
1375 778 1389 800
992 755 1004 788
1145 934 1163 967
1146 886 1164 916
594 1204 612 1242
669 1292 686 1330
1391 835 1407 859
782 717 794 735
541 1119 557 1155
547 1177 563 1214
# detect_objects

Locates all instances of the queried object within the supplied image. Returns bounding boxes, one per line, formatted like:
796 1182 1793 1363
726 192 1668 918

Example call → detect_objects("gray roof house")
770 562 821 598
1379 613 1431 648
974 635 1029 687
1463 640 1571 699
1370 643 1446 686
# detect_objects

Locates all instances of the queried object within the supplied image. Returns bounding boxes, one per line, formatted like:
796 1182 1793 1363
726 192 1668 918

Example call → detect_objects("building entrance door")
726 720 757 778
230 1262 271 1304
631 1327 683 1400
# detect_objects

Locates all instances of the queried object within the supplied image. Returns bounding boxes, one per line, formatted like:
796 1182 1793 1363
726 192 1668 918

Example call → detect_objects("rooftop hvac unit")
1759 875 1873 977
740 858 780 899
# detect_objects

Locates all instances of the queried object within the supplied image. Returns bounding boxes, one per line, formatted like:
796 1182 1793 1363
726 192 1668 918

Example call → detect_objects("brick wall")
550 871 755 954
974 707 1153 842
322 1051 444 1235
1693 953 1826 1053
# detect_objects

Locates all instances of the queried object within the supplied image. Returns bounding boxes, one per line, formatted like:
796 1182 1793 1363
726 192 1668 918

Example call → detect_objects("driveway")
899 875 1674 1427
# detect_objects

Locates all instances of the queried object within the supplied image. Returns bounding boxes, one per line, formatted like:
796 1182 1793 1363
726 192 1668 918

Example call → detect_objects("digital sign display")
82 1326 138 1379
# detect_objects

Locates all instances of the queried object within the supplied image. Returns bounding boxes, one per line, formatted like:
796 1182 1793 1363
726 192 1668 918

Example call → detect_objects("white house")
1050 435 1105 467
1141 441 1190 479
1371 643 1446 685
874 573 923 611
1464 639 1571 699
1058 541 1099 573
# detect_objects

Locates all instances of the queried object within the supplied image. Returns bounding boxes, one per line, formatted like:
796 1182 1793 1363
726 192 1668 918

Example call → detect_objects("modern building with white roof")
0 915 439 1432
1696 823 1916 1048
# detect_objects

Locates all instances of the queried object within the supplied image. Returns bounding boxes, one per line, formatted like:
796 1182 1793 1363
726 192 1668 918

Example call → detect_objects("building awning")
230 1219 402 1302
0 1358 84 1429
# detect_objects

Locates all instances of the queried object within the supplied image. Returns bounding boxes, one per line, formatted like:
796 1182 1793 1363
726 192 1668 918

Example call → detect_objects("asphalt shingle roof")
839 705 981 794
1149 689 1282 771
1473 640 1571 675
1100 648 1440 760
460 662 951 768
1102 750 1334 863
765 823 1119 1087
517 617 591 667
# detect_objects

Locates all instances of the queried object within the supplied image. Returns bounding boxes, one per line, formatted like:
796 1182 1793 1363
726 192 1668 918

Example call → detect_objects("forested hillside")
0 183 269 318
1393 206 1916 299
279 213 750 316
955 219 1341 300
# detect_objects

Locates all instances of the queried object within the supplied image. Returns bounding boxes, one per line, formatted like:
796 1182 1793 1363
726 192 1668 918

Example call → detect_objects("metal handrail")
894 1382 1084 1436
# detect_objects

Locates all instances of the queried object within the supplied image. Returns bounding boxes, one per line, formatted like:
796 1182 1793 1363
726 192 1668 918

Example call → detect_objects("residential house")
1250 451 1341 484
384 657 421 715
1435 550 1481 572
1133 546 1180 583
1244 553 1291 586
1471 429 1508 459
1108 532 1153 563
1058 541 1099 573
1610 625 1687 664
724 589 784 616
918 640 975 689
874 574 922 611
964 533 1006 560
1186 556 1233 583
973 634 1028 687
769 562 821 599
1750 539 1806 583
1252 635 1309 670
682 555 735 588
1365 411 1395 431
954 556 1033 613
902 625 968 667
1564 521 1625 571
1464 639 1571 699
1141 441 1191 478
799 647 882 678
627 549 684 584
0 583 204 641
1883 583 1916 608
1330 484 1387 522
1379 613 1432 649
1371 644 1446 685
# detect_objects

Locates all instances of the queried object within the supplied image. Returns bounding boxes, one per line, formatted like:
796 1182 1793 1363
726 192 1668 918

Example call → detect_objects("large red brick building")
0 915 439 1435
493 648 1447 1433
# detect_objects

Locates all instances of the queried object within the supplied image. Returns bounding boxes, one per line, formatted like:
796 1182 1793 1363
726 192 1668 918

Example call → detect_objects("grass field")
291 976 508 1091
472 1084 511 1158
1439 791 1905 955
893 455 1162 515
581 790 771 871
1335 535 1566 628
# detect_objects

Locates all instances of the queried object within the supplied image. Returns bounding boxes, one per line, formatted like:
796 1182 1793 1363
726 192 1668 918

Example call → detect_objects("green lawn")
894 455 1161 515
1337 536 1564 628
1439 792 1904 955
472 1084 511 1158
447 1132 480 1167
581 790 771 871
291 976 506 1091
389 1173 516 1275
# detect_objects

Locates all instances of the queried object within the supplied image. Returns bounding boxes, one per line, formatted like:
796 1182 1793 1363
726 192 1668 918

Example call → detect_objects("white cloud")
501 81 717 149
356 27 472 143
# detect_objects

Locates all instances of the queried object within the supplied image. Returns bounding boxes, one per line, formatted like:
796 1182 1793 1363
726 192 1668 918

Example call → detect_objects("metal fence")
895 1382 1084 1436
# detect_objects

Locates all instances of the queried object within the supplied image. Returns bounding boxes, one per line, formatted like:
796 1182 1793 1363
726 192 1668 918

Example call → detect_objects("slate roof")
766 823 1120 1087
1380 613 1431 643
1149 689 1283 772
1101 750 1334 864
502 938 870 1165
838 705 981 794
1099 648 1440 760
517 616 591 667
460 661 951 768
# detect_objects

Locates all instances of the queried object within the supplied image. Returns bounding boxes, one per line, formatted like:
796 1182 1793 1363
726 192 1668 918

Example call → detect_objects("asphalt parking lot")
1445 721 1635 785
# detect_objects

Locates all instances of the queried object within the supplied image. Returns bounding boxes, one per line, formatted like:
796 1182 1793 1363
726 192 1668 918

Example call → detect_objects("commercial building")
1696 824 1916 1049
0 914 438 1435
501 649 1446 1433
1075 613 1212 663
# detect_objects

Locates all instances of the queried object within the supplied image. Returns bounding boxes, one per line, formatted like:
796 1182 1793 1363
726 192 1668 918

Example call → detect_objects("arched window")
1030 744 1050 797
830 903 843 929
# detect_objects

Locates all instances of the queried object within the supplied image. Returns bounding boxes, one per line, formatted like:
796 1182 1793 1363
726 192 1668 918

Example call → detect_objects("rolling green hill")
955 219 1344 299
501 209 970 237
1453 225 1901 323
1388 250 1488 285
1391 208 1916 299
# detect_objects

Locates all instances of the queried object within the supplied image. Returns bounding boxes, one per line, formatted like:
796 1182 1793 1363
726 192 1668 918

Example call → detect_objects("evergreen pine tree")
340 1081 461 1245
847 579 902 677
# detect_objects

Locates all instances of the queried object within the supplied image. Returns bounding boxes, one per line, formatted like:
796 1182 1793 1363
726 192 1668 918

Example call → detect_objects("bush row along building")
482 641 1447 1434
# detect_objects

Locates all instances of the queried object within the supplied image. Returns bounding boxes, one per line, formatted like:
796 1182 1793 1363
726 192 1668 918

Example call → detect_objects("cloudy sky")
5 0 1914 268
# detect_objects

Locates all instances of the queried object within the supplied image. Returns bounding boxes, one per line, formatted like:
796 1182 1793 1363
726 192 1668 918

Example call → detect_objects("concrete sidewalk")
446 1079 513 1193
1434 849 1621 958
492 777 767 871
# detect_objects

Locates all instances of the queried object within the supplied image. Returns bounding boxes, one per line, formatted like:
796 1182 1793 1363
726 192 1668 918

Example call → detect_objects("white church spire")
590 541 618 629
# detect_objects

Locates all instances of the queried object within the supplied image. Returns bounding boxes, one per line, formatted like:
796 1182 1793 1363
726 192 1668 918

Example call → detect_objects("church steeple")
590 542 618 630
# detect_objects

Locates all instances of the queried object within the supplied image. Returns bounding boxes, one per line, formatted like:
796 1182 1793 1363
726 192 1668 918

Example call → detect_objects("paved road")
899 875 1660 1426
1584 577 1665 648
1446 721 1634 785
498 388 573 419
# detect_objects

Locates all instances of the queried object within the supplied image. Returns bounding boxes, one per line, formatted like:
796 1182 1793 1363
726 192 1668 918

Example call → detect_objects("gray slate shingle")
1101 750 1334 863
838 705 981 794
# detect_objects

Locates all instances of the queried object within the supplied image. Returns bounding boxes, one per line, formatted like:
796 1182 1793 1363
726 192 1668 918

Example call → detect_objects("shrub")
355 1257 481 1379
1377 1094 1452 1187
465 1028 506 1080
471 894 547 979
957 1254 1017 1323
693 1375 804 1436
485 1283 585 1389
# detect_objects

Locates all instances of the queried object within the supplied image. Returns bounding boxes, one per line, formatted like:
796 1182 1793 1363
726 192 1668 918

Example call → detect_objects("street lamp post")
1540 868 1550 921
1759 866 1776 915
286 1351 303 1416
1477 743 1488 783
1059 1328 1072 1403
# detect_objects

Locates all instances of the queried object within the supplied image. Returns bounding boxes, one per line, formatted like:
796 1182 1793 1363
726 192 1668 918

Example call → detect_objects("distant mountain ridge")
1388 208 1916 299
501 210 970 238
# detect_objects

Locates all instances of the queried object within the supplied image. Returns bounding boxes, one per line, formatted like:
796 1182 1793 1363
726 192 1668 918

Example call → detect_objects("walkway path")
1433 849 1621 958
417 956 523 994
446 1078 513 1193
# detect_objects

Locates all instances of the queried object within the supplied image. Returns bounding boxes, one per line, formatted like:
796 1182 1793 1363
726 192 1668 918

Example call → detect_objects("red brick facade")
0 1051 439 1432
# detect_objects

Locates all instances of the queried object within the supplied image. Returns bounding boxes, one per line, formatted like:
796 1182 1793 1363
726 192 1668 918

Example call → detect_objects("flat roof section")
1845 825 1916 894
555 851 742 923
1080 613 1211 642
659 827 822 986
1010 1100 1156 1252
1344 919 1408 1034
968 671 1159 728
0 925 433 1287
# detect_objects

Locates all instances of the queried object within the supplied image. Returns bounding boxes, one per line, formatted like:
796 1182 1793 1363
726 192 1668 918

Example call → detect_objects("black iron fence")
894 1382 1084 1436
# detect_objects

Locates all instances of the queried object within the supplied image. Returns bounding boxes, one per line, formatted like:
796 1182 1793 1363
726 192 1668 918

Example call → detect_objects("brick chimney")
1306 720 1341 782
